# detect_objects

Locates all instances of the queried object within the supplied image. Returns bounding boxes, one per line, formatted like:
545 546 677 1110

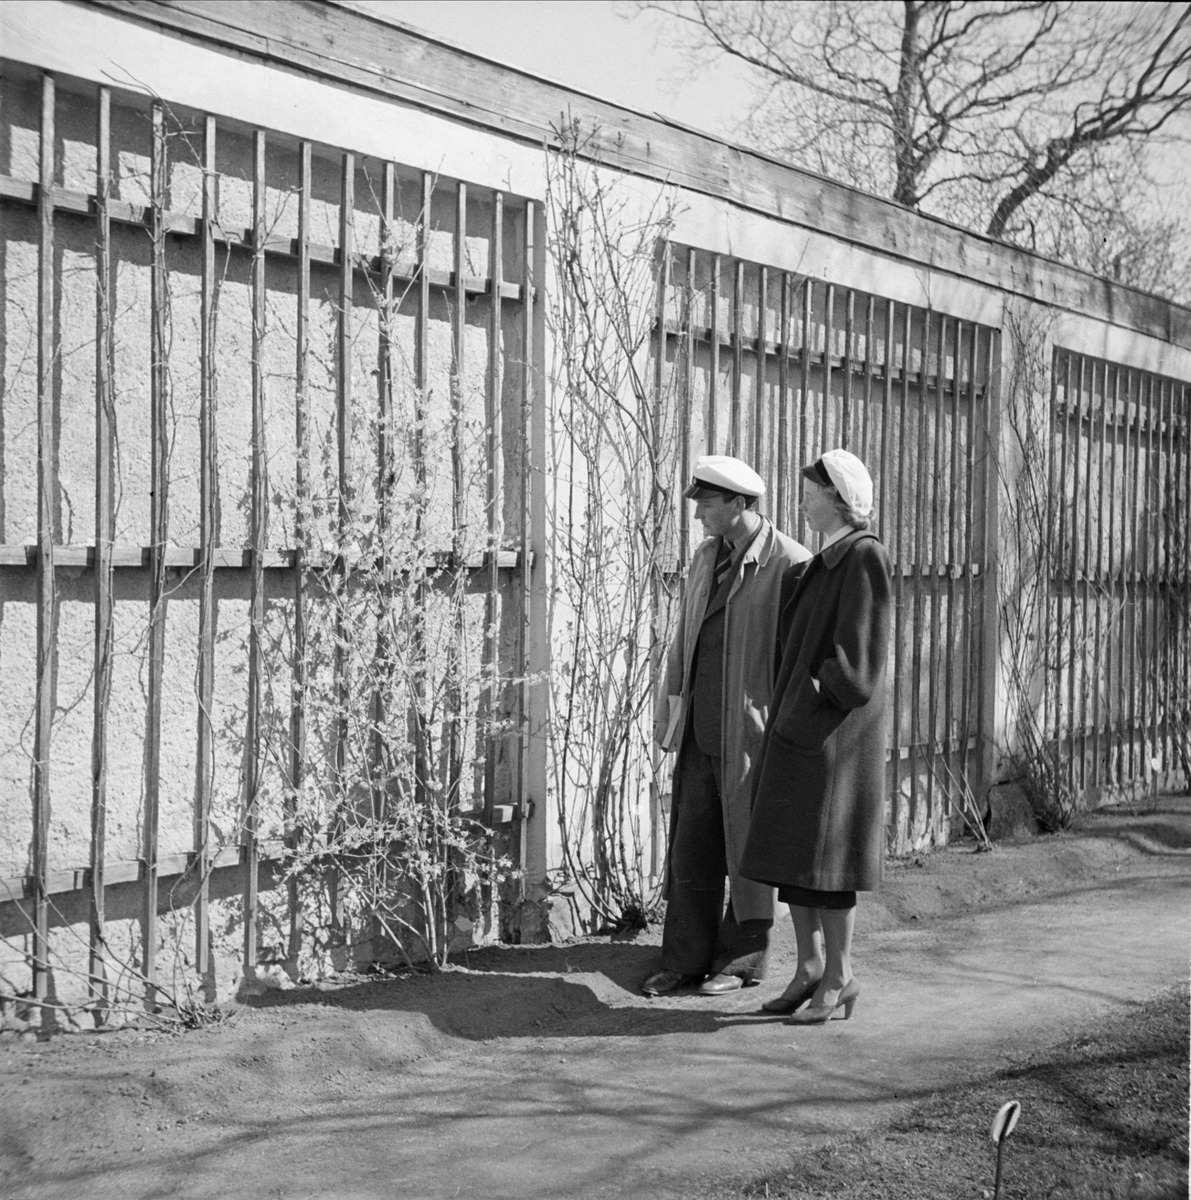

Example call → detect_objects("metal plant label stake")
990 1099 1022 1199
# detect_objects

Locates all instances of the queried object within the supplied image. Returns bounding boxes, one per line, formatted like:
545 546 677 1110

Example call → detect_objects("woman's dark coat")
740 528 893 893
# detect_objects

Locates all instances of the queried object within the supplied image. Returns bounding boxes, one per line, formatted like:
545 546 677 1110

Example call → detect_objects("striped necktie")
714 537 733 589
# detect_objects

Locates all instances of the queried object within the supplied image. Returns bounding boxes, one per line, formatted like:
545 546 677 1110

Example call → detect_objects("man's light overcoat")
654 518 810 922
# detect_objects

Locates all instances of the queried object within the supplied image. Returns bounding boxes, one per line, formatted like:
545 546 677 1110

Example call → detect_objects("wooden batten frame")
1126 369 1141 778
680 249 694 558
730 258 743 457
89 83 114 1021
413 170 432 813
649 239 669 881
32 71 55 1011
756 265 768 474
1057 354 1073 789
242 127 267 971
1134 374 1148 781
288 138 312 966
957 326 977 804
878 300 894 550
776 271 790 530
1094 355 1114 787
481 188 503 821
890 303 911 832
909 308 927 829
943 319 961 792
516 198 536 884
1071 356 1086 792
373 160 396 822
1106 364 1121 785
142 100 170 1010
926 314 946 824
330 150 355 936
446 180 467 813
975 326 1000 801
823 285 835 452
797 282 812 544
708 254 720 455
842 290 855 449
194 112 217 978
861 295 875 462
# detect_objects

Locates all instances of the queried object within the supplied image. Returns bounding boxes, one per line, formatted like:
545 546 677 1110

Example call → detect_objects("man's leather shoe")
641 969 695 996
698 972 750 995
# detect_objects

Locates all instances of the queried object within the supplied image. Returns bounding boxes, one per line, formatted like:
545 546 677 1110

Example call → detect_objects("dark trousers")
660 733 771 979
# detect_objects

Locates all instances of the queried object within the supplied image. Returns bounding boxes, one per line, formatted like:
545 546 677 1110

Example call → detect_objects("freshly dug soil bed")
1 797 1189 1200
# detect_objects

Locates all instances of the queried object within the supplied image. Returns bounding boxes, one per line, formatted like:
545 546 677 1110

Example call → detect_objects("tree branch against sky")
636 0 1191 299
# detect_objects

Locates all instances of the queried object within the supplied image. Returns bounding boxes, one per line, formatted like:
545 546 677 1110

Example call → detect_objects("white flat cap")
801 448 873 518
683 455 766 500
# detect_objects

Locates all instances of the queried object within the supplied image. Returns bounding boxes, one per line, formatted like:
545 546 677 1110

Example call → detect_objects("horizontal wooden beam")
0 544 530 571
0 173 524 302
76 0 1191 348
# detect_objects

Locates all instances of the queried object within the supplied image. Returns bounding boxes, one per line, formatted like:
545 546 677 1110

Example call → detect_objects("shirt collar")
819 526 849 553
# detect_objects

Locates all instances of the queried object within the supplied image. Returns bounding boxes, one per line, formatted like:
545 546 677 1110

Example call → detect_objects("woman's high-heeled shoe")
784 978 860 1025
760 975 822 1015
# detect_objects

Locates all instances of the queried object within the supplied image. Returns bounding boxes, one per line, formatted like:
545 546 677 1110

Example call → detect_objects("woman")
740 449 892 1024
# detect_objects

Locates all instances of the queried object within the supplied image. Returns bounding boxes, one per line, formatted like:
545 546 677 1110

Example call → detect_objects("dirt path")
3 806 1189 1200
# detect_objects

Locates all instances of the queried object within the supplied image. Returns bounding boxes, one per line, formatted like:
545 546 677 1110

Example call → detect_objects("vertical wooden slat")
414 172 432 816
730 258 743 457
517 199 536 881
1076 355 1090 791
1091 358 1107 789
143 100 169 1009
1158 376 1173 776
373 161 397 821
927 313 946 833
909 309 927 836
1057 353 1073 793
90 84 113 1022
878 300 894 548
522 199 550 910
842 289 855 449
32 71 55 1010
959 323 979 792
483 189 504 820
756 265 767 475
289 139 312 966
447 181 467 812
194 113 217 978
330 151 355 936
242 128 267 972
1125 369 1141 780
708 254 720 454
1143 373 1158 777
976 327 1001 806
1137 374 1152 781
776 273 790 529
1106 364 1120 786
861 295 875 464
650 241 669 881
681 249 694 559
823 284 835 451
891 303 911 840
798 282 812 543
943 317 960 790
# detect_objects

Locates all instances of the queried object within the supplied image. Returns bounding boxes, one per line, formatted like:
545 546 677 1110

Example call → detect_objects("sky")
352 0 757 139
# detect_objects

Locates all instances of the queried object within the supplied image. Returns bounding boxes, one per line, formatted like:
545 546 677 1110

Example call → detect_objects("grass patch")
728 985 1189 1200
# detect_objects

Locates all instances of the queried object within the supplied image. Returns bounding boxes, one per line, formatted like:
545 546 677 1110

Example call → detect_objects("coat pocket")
770 673 846 754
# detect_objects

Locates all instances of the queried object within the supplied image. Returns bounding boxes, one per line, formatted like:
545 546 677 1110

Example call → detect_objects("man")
643 455 811 996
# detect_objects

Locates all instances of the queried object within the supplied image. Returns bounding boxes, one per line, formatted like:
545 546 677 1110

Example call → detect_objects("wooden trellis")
659 248 999 850
0 64 545 1005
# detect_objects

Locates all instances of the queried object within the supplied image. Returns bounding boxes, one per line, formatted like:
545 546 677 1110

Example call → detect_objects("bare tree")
637 1 1191 295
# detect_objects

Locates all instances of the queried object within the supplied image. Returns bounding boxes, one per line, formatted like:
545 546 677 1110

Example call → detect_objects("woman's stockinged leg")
815 904 856 1005
788 904 825 990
